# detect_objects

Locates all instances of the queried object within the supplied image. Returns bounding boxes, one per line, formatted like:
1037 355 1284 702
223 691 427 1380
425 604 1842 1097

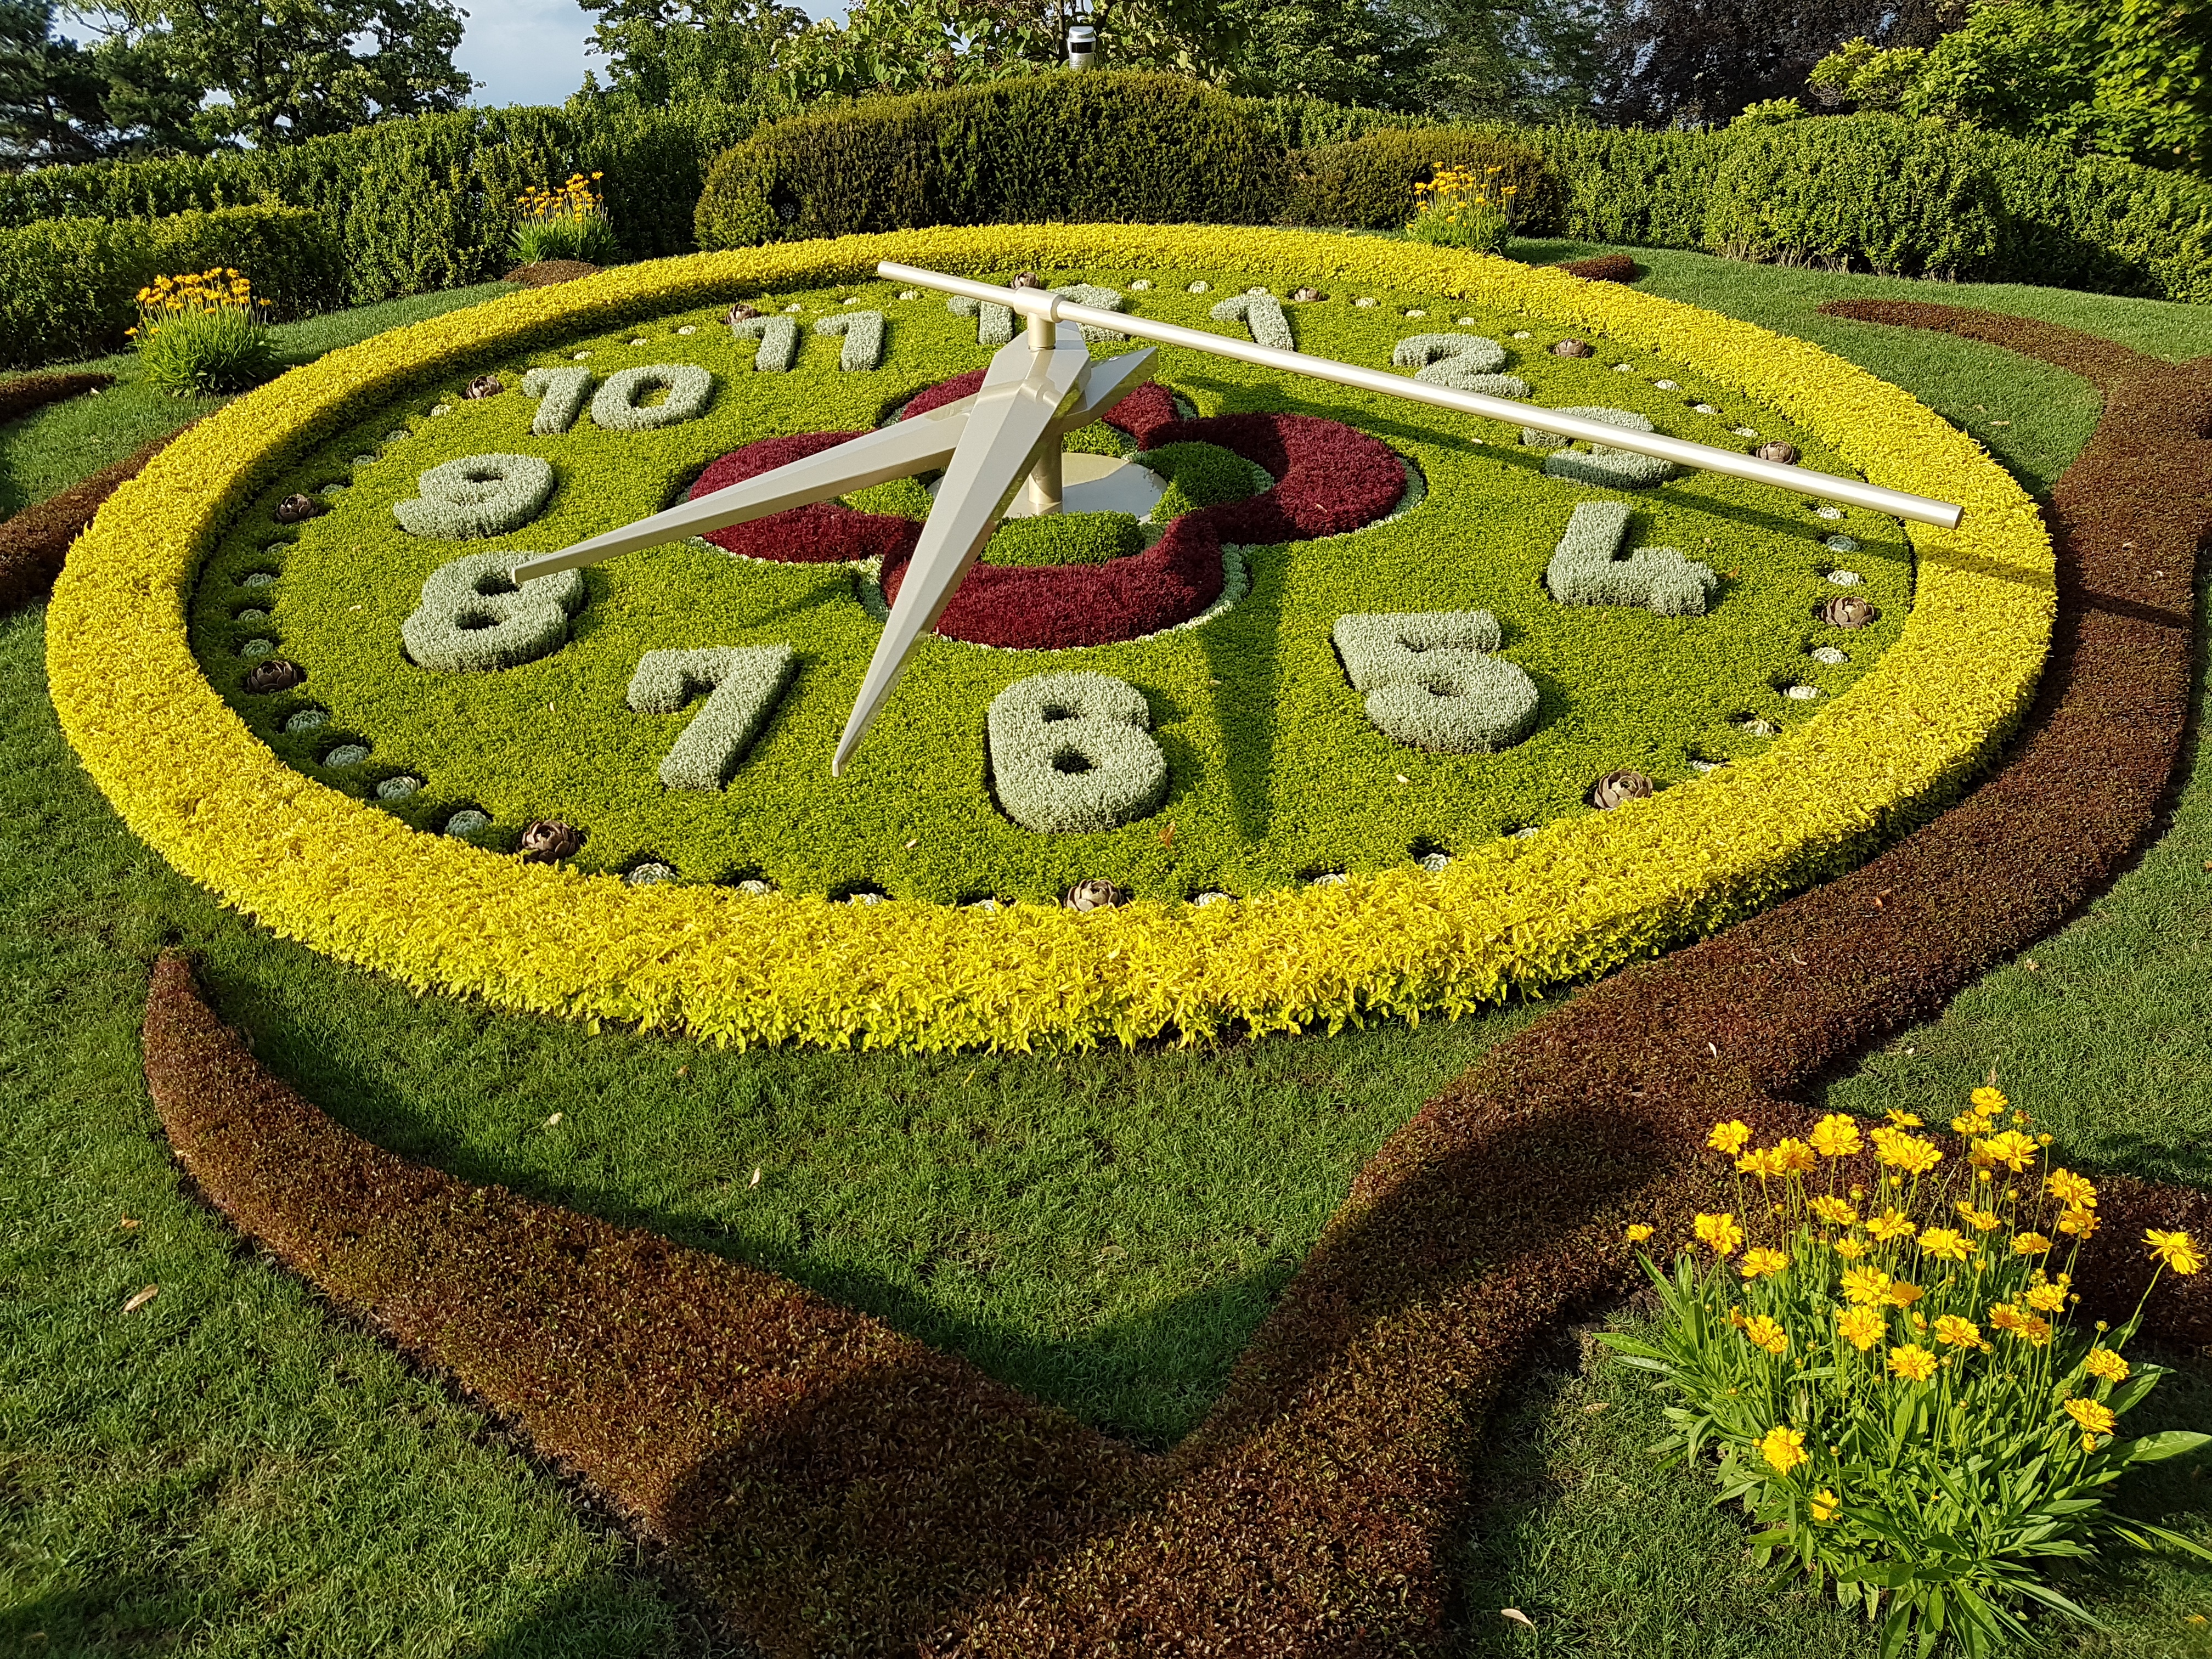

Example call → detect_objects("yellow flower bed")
47 225 2052 1051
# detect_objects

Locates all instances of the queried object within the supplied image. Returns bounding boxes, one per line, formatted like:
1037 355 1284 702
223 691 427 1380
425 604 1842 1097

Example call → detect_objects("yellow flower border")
48 225 2052 1051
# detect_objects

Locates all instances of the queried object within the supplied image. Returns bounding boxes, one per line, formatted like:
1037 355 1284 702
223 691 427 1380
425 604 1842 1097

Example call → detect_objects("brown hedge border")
139 304 2211 1656
0 370 110 426
0 424 192 614
1555 252 1640 283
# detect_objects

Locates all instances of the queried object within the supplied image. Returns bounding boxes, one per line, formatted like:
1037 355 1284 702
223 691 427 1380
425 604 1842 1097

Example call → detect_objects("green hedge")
0 102 759 308
1 82 2206 319
1702 116 2006 280
695 83 2211 305
1278 126 1564 236
0 205 343 367
1517 125 1734 251
1227 95 1424 152
695 74 1278 250
1528 116 2212 302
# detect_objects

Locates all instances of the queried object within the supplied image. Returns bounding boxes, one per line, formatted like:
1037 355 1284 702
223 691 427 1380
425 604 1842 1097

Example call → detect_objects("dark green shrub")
0 101 760 308
1979 136 2212 304
1522 124 1731 250
0 205 341 368
1703 116 2005 279
1228 95 1425 152
1277 127 1562 236
694 73 1279 249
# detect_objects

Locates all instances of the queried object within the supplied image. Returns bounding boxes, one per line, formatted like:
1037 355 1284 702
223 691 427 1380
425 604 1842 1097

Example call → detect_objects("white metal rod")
877 259 1964 530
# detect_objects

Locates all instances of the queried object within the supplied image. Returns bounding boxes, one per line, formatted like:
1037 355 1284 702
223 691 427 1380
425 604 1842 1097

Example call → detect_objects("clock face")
187 264 1911 906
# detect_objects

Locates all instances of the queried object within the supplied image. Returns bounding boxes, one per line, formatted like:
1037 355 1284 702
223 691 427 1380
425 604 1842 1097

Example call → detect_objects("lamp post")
1063 0 1096 69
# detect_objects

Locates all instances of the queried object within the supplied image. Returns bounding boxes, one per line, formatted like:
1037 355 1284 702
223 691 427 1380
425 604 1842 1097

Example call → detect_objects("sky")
457 0 847 108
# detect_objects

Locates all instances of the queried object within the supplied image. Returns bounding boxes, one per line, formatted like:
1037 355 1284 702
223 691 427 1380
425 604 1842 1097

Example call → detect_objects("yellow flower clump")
1408 163 1520 250
516 171 606 228
127 266 268 340
47 224 2053 1051
1624 1088 2201 1506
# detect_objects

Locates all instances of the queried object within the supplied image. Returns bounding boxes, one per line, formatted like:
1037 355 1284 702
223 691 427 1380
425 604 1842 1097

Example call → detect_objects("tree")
770 0 1243 105
774 0 1049 104
0 0 110 162
1221 0 1407 107
71 0 476 150
578 0 805 108
1391 0 1609 121
1812 0 2212 173
1593 0 1960 127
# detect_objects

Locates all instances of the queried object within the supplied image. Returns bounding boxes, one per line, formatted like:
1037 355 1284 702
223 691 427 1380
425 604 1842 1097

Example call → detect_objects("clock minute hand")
830 325 1095 777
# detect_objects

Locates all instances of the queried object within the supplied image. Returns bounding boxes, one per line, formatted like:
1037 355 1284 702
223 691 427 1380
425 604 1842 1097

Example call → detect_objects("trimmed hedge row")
0 206 341 366
0 103 758 309
0 75 2199 325
132 303 2212 1651
692 75 2212 303
694 74 1278 249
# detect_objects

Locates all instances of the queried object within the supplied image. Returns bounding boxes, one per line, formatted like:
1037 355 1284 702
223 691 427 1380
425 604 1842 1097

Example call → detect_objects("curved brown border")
1 424 193 614
0 370 110 426
142 306 2211 1655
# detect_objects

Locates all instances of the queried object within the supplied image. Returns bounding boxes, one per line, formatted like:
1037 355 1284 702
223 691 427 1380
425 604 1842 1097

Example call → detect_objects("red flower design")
688 377 1405 650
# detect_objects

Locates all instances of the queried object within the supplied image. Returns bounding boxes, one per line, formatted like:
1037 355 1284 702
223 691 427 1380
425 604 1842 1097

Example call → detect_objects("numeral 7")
626 646 798 789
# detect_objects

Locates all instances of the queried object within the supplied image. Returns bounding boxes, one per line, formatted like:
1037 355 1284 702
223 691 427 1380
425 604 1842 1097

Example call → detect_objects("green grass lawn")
7 246 2212 1655
0 284 510 519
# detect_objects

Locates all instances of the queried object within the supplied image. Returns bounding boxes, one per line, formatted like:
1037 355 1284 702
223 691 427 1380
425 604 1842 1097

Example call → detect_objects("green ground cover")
196 264 1904 900
9 246 2212 1654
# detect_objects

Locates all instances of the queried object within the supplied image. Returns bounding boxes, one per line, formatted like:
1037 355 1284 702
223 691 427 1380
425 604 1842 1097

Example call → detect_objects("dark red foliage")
692 431 923 566
142 950 1148 1659
903 369 986 420
1556 253 1639 284
690 376 1406 651
141 308 2212 1655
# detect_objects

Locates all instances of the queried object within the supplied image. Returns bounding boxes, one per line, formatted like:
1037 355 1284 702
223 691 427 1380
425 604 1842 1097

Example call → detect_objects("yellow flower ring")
49 225 2051 1051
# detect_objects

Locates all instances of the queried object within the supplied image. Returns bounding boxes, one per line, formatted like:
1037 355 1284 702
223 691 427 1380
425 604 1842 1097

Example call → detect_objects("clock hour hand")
831 327 1101 777
509 392 980 582
511 345 1155 586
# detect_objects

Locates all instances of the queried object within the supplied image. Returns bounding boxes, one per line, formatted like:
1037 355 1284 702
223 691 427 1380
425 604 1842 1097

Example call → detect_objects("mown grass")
8 247 2212 1654
0 602 698 1657
0 284 509 518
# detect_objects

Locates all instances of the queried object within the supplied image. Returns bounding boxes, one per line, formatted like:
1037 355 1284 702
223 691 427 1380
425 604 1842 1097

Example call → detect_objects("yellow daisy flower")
1888 1344 1937 1383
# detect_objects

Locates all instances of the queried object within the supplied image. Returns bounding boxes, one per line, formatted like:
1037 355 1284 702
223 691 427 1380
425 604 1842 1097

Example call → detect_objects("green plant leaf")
2111 1519 2212 1564
2118 1429 2210 1464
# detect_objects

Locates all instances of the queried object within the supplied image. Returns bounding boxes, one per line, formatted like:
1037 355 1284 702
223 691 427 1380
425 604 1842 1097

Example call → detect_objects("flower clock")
50 226 2052 1049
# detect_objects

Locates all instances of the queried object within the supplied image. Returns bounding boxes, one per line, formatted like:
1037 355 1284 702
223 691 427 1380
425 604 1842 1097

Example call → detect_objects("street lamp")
1064 0 1096 69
